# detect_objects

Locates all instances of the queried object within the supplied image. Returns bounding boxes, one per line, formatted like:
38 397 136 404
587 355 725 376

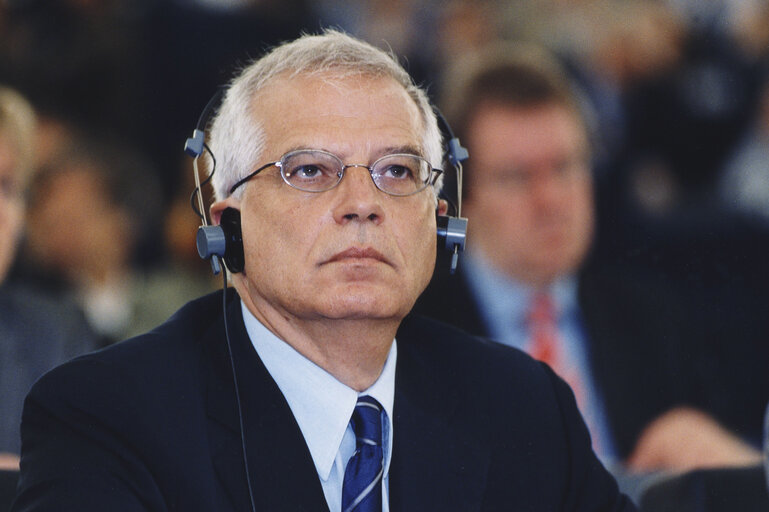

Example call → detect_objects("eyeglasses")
229 149 443 196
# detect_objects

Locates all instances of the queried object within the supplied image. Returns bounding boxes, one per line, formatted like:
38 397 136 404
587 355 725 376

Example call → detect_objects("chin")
321 285 411 320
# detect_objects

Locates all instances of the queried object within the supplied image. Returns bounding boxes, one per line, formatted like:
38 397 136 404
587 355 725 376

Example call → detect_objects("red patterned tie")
527 293 583 405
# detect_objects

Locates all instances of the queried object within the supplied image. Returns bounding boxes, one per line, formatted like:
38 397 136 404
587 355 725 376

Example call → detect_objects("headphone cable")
221 266 258 512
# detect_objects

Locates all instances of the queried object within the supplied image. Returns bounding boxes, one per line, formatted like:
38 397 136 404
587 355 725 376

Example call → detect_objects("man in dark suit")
413 42 761 474
13 31 634 511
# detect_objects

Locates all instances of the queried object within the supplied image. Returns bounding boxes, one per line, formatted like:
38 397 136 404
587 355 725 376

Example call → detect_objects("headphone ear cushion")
220 207 245 273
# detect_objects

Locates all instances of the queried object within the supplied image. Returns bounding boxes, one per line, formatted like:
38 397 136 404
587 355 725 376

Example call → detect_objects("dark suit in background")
13 290 635 511
414 253 698 461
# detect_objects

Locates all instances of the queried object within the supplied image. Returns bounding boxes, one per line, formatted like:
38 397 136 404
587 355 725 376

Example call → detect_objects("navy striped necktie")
342 396 384 512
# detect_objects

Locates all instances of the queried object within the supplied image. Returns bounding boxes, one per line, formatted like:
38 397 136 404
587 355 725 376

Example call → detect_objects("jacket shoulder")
28 290 229 411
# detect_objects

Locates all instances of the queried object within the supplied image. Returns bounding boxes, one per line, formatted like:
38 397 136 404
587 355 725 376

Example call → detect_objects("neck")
236 283 398 392
469 246 559 291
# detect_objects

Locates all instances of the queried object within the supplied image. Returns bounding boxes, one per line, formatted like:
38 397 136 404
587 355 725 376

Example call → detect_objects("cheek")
242 202 319 275
412 220 436 263
570 186 595 234
479 194 528 236
406 205 439 281
0 200 23 246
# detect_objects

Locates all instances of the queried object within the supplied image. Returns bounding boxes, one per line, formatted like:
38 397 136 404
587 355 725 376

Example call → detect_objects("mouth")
325 247 390 265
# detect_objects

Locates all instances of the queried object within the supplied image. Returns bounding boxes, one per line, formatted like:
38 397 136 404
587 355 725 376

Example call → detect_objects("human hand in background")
0 453 19 471
627 407 762 473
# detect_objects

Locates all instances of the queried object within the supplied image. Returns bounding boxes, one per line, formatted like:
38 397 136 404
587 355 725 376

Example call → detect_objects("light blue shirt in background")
241 301 395 512
463 251 618 463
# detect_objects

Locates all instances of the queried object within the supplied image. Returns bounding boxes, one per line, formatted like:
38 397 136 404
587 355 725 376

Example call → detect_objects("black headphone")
185 91 468 276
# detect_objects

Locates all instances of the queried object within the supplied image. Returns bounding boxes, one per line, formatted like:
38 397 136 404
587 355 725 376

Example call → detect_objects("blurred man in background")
414 42 762 475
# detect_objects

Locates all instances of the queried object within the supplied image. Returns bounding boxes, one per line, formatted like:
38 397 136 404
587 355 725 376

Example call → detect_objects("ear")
437 199 449 216
210 198 239 225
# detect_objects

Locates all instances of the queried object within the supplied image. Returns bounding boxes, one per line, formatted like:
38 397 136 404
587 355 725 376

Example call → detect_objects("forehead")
252 72 424 159
469 102 587 162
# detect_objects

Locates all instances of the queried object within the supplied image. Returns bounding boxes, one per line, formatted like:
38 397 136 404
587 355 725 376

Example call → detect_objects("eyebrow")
278 145 426 161
378 145 424 158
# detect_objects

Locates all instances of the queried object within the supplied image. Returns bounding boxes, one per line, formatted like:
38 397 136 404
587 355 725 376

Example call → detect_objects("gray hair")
206 29 443 201
0 86 37 190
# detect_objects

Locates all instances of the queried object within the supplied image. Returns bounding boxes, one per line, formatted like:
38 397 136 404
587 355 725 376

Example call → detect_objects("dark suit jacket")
639 464 769 512
413 256 698 460
13 289 635 511
1 469 18 512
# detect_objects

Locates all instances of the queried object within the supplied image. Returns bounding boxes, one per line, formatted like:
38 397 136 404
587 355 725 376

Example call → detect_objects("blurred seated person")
414 42 762 474
0 86 98 467
126 159 221 331
718 74 769 223
18 131 205 342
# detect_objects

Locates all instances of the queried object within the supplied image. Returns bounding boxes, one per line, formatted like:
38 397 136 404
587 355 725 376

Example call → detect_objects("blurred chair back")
640 465 769 512
0 469 18 511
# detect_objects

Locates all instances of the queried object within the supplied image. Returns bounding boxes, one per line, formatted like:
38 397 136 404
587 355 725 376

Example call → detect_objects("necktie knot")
528 293 556 326
351 396 383 448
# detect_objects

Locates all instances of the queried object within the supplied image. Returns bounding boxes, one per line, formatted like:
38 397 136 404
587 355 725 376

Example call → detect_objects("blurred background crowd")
1 0 769 507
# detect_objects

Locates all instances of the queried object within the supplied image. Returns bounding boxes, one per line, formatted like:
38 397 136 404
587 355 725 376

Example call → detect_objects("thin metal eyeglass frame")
228 150 443 196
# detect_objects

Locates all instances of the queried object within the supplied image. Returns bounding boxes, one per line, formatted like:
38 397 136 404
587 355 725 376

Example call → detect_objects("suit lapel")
204 290 329 512
389 317 490 511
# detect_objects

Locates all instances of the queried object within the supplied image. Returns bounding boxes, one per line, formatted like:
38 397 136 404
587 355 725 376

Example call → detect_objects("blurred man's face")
463 102 594 286
0 136 24 283
214 73 438 325
25 166 131 284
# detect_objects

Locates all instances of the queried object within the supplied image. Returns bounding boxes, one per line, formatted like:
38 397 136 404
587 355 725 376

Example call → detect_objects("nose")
331 165 385 226
529 166 570 208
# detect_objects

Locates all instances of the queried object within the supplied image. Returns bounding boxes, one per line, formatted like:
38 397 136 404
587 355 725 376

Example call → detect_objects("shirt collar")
464 250 579 324
240 301 396 481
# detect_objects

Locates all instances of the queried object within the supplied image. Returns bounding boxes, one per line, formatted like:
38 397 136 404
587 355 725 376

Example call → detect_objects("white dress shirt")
241 301 395 512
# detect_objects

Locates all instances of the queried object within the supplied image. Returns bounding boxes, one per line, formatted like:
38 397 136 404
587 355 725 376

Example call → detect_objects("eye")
279 150 344 191
554 157 589 180
290 164 324 179
374 154 426 182
284 160 337 182
499 169 530 186
380 164 413 180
